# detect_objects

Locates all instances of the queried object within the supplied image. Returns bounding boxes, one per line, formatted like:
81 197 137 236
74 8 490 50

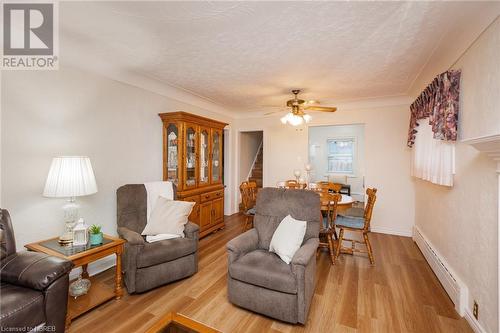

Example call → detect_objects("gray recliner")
227 188 320 324
116 184 199 293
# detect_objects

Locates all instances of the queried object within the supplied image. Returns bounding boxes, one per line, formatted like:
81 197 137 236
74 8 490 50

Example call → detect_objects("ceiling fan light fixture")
279 90 335 126
280 114 289 124
280 112 303 126
290 115 303 126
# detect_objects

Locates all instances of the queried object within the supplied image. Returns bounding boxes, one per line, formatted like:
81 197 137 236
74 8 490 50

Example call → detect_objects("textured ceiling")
60 1 499 114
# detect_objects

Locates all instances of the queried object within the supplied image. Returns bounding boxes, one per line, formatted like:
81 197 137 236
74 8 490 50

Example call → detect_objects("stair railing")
246 140 263 181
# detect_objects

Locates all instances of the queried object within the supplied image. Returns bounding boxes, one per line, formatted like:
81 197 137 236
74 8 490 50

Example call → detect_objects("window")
327 138 355 174
411 119 455 186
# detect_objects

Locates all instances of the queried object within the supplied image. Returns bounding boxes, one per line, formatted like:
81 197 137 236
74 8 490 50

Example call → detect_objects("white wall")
411 17 500 333
233 104 415 237
238 131 263 184
308 124 365 201
1 66 233 258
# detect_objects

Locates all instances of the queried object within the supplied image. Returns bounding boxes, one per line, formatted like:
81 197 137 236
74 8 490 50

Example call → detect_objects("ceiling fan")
266 90 337 126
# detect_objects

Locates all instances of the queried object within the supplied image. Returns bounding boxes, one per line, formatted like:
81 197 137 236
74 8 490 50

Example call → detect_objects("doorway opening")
308 124 365 203
239 131 263 188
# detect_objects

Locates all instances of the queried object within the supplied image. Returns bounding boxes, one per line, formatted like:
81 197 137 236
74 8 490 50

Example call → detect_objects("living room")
1 2 499 333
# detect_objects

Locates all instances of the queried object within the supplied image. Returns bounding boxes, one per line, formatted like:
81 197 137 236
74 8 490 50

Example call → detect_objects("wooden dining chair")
285 180 306 189
240 181 258 230
334 188 377 264
317 181 342 193
317 192 341 264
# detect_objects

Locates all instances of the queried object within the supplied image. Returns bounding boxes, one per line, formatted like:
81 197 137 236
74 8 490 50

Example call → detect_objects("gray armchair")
116 184 199 293
227 188 320 324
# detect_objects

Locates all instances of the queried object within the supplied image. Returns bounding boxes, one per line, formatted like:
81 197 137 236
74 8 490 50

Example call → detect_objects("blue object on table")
89 232 103 245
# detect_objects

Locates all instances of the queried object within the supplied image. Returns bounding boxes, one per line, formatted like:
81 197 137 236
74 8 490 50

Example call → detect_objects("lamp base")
62 197 79 243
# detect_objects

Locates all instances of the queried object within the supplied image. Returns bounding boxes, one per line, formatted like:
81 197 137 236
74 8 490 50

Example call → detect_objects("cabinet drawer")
200 189 224 203
184 195 200 204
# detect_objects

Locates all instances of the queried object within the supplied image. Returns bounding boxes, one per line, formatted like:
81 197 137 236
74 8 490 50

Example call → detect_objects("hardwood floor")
68 214 472 333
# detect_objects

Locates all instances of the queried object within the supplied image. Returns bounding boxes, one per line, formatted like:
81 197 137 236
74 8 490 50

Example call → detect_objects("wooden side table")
25 234 125 328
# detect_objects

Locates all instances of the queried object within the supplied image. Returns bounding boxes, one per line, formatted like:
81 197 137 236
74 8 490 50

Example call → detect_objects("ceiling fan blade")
305 106 337 112
304 100 319 105
264 110 286 116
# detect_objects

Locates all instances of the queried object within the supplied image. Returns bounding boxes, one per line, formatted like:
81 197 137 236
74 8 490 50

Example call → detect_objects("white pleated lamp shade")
43 156 98 198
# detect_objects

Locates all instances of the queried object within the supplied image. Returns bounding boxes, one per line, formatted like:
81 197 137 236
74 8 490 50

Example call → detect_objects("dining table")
275 181 354 213
335 194 354 214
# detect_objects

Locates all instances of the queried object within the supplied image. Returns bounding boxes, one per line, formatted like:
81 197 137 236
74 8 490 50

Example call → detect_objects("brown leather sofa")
0 209 73 332
227 188 320 324
117 184 199 293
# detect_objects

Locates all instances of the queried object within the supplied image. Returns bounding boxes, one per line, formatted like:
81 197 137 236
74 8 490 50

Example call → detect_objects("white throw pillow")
141 197 195 237
269 215 307 264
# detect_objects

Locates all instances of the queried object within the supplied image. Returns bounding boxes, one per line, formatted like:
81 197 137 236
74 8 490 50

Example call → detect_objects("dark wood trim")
159 111 228 129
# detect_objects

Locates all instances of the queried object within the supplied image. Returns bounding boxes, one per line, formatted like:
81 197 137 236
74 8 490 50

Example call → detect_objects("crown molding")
77 63 237 120
407 11 500 97
61 37 237 121
323 95 412 111
235 94 412 119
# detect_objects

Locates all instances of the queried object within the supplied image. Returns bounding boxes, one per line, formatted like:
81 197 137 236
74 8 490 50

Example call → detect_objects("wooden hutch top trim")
159 111 228 129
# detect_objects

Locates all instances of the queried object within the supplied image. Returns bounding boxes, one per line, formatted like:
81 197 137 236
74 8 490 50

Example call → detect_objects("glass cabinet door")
211 129 222 184
165 123 179 185
185 124 198 188
199 128 210 186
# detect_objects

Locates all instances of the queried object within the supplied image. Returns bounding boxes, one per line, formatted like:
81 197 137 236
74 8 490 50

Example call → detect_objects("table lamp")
43 156 98 242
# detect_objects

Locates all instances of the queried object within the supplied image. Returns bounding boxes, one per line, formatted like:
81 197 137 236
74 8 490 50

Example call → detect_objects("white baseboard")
69 255 116 280
464 309 486 333
413 225 468 316
371 225 412 237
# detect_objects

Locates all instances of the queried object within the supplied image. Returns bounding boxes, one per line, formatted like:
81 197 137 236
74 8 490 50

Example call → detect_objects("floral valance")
407 70 461 147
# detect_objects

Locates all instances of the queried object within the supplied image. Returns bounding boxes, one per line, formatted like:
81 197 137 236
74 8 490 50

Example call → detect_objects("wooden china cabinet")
159 112 227 238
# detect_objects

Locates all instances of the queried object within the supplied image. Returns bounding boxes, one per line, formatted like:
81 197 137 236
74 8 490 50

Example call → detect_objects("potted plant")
89 224 103 245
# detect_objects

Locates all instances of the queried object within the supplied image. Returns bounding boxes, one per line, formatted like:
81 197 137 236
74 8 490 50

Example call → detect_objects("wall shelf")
462 134 500 172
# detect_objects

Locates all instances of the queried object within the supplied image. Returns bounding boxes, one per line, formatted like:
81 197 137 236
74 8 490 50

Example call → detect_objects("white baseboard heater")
413 226 467 316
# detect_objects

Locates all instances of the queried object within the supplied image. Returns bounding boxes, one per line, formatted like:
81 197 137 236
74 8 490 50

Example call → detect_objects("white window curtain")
411 118 455 186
